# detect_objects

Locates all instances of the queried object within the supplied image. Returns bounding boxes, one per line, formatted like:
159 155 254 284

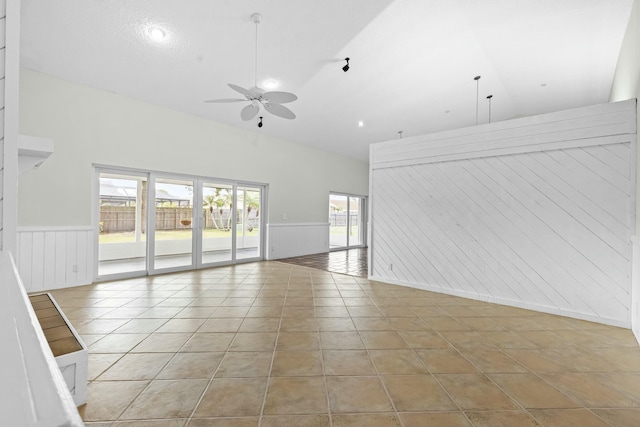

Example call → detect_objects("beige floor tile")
121 379 208 419
277 332 320 350
440 331 498 349
239 317 281 332
314 306 350 317
540 373 640 407
87 353 124 380
504 349 575 372
398 411 472 427
347 306 384 317
112 419 187 426
323 350 377 376
174 306 218 318
230 332 277 351
114 318 169 334
360 331 409 349
198 318 243 332
132 332 193 352
369 350 428 374
489 373 580 409
331 413 401 427
382 375 457 411
80 380 149 422
76 318 131 334
316 317 356 331
517 331 574 348
157 352 224 379
64 261 640 425
416 349 479 374
598 347 640 372
271 351 323 376
422 317 471 331
462 349 528 373
215 351 273 377
89 333 150 353
263 377 328 415
319 331 364 349
464 410 541 426
246 306 283 318
478 331 539 349
399 331 451 349
327 376 393 413
210 306 251 317
260 415 329 427
193 378 267 417
436 374 520 410
155 318 206 333
353 317 394 331
592 408 640 427
181 332 235 352
137 307 185 318
98 352 173 380
280 317 318 332
529 409 610 427
187 417 259 427
386 317 428 331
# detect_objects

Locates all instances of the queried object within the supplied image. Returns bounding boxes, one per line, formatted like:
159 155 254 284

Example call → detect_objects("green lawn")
100 227 259 244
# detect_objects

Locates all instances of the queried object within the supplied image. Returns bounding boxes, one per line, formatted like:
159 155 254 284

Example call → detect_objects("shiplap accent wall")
370 100 637 327
267 223 329 260
16 227 94 292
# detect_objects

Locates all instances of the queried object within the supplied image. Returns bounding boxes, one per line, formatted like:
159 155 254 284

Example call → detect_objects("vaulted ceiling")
20 0 634 162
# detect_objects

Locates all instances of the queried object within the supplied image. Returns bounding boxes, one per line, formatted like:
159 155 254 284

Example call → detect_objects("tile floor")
46 261 640 426
279 248 368 278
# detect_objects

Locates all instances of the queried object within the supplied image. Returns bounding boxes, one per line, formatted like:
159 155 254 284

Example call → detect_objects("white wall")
610 0 640 340
1 0 19 254
370 100 636 327
17 69 368 271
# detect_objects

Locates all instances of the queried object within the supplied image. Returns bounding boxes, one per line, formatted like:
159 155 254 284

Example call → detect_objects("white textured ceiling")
20 0 634 162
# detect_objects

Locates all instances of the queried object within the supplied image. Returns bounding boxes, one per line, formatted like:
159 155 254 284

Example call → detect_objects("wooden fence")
100 206 238 233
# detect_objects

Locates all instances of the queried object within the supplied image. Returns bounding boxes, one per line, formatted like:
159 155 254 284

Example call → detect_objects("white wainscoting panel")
370 100 636 327
16 227 94 292
267 223 330 260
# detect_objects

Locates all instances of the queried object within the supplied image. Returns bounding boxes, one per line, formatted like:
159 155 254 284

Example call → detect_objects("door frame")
329 192 368 251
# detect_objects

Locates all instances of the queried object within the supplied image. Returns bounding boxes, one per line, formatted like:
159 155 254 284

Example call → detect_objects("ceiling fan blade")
228 83 257 99
264 102 296 120
241 104 260 121
262 91 298 104
204 98 247 103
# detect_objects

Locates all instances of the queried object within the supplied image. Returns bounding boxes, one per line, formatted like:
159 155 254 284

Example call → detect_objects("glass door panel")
349 196 364 246
152 178 194 271
201 182 234 265
330 194 349 249
236 186 262 260
98 172 148 277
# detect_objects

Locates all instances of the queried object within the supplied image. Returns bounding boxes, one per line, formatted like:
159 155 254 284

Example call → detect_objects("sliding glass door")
329 193 366 250
96 167 265 279
97 171 148 277
200 181 234 266
236 186 262 260
150 177 195 273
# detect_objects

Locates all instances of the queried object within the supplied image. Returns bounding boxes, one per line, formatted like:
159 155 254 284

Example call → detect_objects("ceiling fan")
205 13 297 122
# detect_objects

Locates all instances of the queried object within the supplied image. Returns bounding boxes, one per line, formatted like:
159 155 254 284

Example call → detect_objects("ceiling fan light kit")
204 13 298 122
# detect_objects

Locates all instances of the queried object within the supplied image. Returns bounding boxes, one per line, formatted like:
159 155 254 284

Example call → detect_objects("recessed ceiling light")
358 121 364 127
148 27 167 42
